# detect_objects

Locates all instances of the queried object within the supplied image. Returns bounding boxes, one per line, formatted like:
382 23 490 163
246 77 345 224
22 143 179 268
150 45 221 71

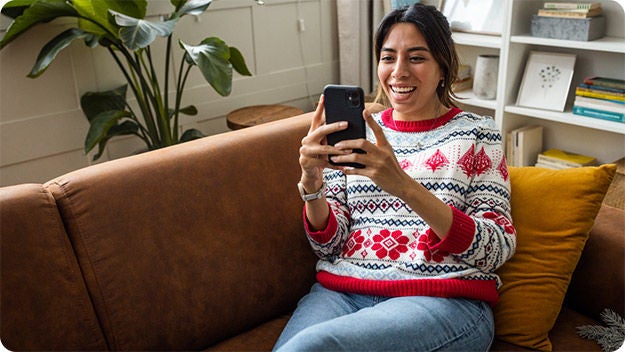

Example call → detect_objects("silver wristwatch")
297 181 327 202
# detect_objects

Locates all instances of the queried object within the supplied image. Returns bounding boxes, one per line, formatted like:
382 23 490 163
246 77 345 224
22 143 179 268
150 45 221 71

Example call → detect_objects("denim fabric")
273 283 494 352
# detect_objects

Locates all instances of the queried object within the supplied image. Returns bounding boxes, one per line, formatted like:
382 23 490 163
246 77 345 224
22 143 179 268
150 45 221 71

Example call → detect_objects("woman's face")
377 23 443 120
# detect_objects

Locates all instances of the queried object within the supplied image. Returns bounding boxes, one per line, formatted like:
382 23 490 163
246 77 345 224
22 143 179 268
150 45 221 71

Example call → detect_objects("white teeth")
391 86 415 94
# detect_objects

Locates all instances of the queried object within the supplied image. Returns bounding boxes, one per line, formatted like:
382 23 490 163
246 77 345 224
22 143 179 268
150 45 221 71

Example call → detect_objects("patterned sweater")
304 107 516 306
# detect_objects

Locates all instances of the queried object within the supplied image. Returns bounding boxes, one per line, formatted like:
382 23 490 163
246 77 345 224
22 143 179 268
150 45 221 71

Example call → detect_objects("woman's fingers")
363 109 390 147
309 95 325 133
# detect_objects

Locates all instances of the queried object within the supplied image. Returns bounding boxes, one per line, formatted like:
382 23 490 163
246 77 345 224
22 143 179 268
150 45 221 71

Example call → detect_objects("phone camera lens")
347 90 361 107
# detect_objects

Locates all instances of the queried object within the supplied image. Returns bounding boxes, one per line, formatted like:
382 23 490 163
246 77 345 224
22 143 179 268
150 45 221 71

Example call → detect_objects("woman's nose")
392 59 408 78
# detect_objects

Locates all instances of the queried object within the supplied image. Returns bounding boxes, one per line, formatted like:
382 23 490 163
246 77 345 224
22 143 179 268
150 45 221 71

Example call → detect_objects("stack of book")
531 2 606 41
506 125 543 167
535 148 598 169
573 77 625 123
452 64 473 92
537 2 602 18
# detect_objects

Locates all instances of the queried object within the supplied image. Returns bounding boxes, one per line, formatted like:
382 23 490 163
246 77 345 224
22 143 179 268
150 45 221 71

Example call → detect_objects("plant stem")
107 46 156 148
145 47 172 146
174 57 193 140
164 35 172 136
131 50 166 147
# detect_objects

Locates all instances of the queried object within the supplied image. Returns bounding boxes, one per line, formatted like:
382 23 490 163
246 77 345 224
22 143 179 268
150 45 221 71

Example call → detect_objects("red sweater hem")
317 271 499 307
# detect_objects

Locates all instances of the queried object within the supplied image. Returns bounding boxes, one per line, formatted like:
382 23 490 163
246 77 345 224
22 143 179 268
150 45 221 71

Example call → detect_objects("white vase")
473 55 499 100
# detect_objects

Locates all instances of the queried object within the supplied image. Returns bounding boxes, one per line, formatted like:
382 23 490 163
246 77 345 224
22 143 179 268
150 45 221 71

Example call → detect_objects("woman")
274 3 516 351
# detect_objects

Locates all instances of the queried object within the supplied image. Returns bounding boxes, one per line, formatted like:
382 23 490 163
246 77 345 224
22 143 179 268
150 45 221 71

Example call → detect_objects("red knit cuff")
303 203 338 244
429 206 475 254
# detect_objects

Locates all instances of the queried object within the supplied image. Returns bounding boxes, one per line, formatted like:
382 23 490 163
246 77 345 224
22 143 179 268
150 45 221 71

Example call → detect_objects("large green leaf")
228 46 252 76
179 105 198 116
180 37 233 96
180 128 205 143
1 0 35 19
27 28 98 78
109 10 177 50
91 120 140 160
0 0 78 49
84 110 131 153
172 0 212 18
72 0 146 39
80 85 128 121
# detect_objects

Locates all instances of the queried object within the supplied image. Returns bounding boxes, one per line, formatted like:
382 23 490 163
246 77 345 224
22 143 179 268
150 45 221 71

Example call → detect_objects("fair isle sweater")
303 107 517 307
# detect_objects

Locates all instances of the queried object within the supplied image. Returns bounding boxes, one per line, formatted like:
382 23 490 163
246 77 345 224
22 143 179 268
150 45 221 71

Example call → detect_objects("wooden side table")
227 104 305 130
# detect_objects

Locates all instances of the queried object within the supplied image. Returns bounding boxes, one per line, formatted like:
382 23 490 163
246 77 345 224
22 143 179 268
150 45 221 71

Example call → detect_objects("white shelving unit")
453 0 625 164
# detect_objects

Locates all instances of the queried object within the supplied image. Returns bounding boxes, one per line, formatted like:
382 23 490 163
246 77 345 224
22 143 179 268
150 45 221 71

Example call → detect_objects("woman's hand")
329 110 413 198
299 95 350 190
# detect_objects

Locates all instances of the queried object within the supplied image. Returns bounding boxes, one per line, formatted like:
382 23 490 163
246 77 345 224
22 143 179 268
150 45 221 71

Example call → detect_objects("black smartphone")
323 84 366 168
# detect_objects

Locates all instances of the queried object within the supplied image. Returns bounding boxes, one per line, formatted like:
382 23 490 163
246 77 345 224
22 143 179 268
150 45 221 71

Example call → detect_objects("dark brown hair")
374 3 460 108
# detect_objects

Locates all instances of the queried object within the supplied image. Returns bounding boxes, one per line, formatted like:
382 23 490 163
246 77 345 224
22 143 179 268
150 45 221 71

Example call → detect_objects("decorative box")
531 15 606 41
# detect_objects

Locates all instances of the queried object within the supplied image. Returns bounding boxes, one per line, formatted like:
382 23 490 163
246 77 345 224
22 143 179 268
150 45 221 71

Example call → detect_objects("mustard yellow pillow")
494 164 616 351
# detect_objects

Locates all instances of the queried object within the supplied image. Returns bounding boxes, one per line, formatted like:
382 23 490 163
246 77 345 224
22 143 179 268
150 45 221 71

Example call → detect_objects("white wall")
0 0 339 186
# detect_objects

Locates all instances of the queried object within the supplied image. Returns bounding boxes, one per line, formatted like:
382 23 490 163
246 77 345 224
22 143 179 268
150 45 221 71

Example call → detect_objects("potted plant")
0 0 261 160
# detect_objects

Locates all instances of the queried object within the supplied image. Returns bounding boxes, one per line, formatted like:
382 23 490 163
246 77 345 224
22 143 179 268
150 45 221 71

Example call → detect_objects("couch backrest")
566 204 625 319
43 113 317 350
0 184 107 350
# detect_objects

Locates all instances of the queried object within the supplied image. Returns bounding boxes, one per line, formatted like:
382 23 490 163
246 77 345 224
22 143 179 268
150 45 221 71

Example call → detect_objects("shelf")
452 32 502 49
455 90 497 110
511 34 625 54
452 0 625 163
504 105 625 134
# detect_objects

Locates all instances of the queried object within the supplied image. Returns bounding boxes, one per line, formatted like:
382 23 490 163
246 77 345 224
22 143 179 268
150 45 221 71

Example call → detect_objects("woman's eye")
410 56 425 63
380 56 394 62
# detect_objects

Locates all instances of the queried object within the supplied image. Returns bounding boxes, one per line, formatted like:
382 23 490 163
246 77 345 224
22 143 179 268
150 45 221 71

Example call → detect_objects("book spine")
575 88 625 102
574 96 625 112
579 83 625 95
575 102 625 115
537 154 583 168
583 77 625 90
576 87 625 97
543 2 599 10
537 10 593 18
573 105 625 122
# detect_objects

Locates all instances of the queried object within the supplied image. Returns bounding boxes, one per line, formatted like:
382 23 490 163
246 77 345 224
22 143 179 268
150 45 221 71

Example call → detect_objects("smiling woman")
274 3 516 352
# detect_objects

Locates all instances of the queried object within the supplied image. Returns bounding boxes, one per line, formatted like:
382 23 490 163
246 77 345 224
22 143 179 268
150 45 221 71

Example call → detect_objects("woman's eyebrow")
381 46 430 53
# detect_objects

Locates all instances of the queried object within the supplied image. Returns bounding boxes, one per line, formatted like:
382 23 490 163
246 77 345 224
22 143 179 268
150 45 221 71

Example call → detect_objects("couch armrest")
565 205 625 319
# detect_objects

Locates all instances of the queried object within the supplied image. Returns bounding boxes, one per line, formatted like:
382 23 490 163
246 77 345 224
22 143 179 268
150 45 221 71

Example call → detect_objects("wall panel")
0 0 338 186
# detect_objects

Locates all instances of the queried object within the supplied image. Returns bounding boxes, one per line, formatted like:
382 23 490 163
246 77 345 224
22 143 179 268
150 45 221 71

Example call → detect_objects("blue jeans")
273 283 494 352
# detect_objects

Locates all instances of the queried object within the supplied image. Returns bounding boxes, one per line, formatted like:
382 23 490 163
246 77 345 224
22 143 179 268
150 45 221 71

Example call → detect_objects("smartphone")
323 84 366 168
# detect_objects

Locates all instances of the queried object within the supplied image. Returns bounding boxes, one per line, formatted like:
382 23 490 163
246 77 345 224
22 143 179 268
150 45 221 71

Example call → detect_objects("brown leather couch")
1 112 623 351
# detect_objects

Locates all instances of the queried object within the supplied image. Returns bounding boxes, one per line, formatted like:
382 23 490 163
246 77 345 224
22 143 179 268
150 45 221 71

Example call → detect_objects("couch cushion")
205 314 290 351
0 184 107 351
548 308 602 351
494 165 616 351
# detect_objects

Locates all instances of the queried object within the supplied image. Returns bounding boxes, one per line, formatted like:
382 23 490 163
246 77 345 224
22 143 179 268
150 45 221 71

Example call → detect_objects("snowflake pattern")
416 232 449 263
371 229 410 260
483 212 515 235
342 230 365 257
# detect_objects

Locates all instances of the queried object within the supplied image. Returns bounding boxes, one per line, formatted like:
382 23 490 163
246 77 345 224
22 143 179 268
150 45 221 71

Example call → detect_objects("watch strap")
298 181 326 202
